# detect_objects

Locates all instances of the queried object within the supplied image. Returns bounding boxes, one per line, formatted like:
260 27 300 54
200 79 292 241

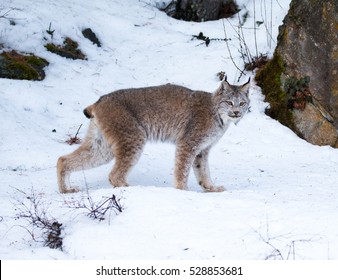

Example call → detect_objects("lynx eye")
225 100 234 106
239 101 246 107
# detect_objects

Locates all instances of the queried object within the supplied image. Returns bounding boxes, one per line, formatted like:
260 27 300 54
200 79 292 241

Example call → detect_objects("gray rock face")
260 0 338 147
293 103 338 146
278 0 337 119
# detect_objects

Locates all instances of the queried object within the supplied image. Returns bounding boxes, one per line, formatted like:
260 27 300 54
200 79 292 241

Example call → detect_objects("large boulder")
256 0 338 147
163 0 239 22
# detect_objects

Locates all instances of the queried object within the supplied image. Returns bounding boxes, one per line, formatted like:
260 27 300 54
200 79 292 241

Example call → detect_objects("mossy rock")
255 53 296 132
256 0 338 147
45 37 86 60
0 51 49 81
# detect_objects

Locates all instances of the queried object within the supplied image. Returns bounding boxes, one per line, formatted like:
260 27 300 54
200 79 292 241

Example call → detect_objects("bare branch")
12 187 63 250
64 190 123 221
222 19 246 80
65 124 82 145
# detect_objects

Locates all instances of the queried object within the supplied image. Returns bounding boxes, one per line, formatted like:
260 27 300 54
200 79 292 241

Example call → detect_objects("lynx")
57 78 250 193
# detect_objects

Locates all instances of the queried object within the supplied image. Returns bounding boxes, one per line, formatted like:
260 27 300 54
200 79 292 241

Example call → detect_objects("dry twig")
65 124 82 145
12 187 63 250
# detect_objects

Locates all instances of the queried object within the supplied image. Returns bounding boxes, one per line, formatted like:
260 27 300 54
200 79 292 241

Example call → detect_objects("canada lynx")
57 78 250 193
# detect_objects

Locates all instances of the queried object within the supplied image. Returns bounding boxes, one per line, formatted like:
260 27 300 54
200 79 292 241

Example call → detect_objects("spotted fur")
57 79 250 193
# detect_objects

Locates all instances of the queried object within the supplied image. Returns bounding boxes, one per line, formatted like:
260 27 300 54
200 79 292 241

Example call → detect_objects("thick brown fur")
57 79 250 193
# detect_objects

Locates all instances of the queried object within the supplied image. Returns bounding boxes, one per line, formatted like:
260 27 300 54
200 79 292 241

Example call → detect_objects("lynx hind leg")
193 149 225 193
108 135 146 188
57 122 113 193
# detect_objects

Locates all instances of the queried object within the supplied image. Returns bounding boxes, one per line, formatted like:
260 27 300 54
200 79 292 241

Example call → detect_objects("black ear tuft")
240 77 251 95
217 78 232 95
223 77 232 88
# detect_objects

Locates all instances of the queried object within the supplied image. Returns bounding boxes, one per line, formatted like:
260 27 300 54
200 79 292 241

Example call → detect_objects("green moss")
0 51 49 81
45 37 86 60
7 62 39 80
25 55 48 67
255 52 295 131
45 43 60 52
286 0 303 27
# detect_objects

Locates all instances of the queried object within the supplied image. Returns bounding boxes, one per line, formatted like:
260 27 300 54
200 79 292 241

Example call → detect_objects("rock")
256 0 338 147
82 28 101 47
293 103 338 147
0 50 49 81
277 0 338 122
45 37 86 60
164 0 239 22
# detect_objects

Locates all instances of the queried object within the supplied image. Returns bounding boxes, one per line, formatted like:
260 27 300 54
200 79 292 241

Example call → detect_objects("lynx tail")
83 104 95 119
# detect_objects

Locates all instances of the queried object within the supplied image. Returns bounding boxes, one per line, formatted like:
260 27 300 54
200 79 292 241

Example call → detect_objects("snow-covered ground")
1 0 337 260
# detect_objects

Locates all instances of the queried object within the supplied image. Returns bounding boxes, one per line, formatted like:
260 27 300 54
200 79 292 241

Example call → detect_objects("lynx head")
214 77 250 124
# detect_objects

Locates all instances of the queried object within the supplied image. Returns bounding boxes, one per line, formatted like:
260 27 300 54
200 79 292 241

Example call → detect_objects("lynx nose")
233 111 240 117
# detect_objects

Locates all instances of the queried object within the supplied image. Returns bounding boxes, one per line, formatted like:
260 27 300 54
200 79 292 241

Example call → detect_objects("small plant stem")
222 19 245 80
253 0 259 57
237 15 253 62
74 124 83 139
270 0 273 49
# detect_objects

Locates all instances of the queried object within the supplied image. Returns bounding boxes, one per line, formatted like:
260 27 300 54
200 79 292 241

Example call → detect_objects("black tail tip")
83 108 92 119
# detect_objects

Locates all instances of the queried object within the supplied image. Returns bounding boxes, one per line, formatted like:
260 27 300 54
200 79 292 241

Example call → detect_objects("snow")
1 0 338 260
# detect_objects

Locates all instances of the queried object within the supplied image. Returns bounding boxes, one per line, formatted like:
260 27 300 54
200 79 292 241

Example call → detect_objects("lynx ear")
240 77 251 95
217 77 232 95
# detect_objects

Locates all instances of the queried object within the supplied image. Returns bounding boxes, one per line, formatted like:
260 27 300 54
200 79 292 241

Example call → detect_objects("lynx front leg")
193 148 225 192
174 143 197 191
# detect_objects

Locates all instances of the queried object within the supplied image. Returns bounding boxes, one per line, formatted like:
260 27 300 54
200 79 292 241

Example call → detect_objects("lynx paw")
60 186 80 194
203 185 226 193
109 175 129 187
176 185 189 191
